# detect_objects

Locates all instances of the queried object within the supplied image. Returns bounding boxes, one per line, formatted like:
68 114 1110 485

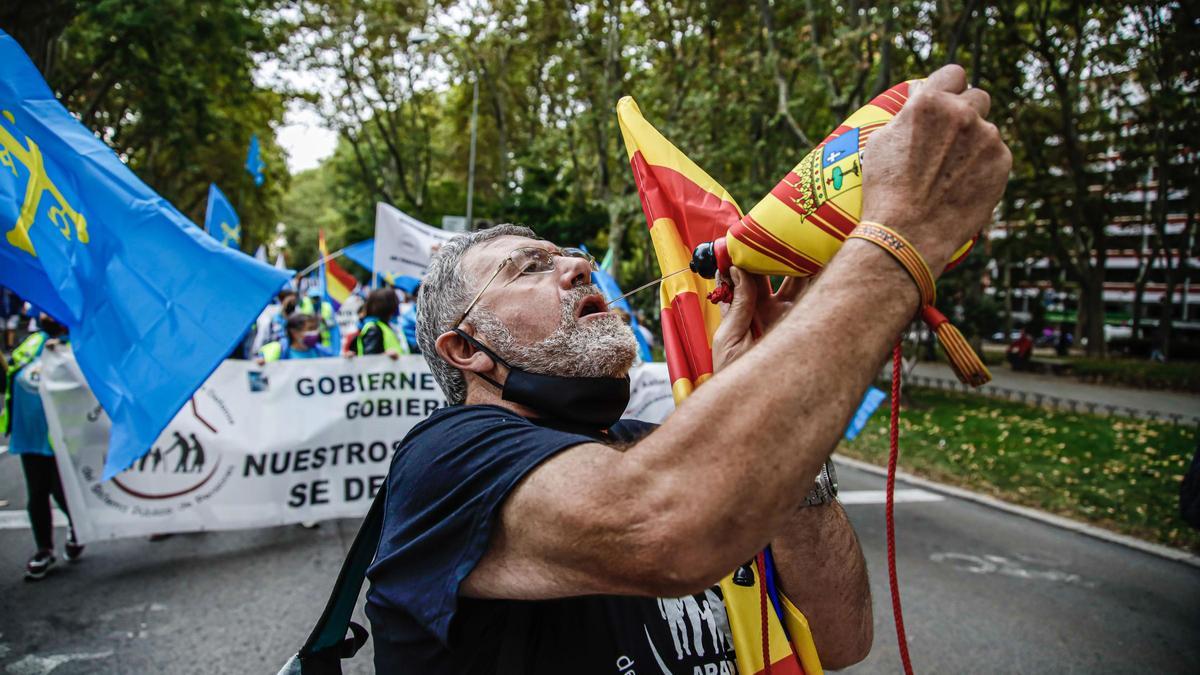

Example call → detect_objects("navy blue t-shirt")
365 404 739 674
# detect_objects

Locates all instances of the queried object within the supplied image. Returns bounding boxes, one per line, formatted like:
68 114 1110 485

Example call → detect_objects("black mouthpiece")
689 241 718 279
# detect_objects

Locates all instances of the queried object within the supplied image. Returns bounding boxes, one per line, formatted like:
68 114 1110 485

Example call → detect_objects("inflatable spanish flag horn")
682 80 990 387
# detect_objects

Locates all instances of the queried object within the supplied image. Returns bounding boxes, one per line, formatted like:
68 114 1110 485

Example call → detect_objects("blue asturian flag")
204 183 240 249
245 133 265 187
0 31 291 478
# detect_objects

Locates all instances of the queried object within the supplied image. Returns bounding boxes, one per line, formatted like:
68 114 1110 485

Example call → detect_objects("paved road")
0 452 1197 674
907 361 1200 423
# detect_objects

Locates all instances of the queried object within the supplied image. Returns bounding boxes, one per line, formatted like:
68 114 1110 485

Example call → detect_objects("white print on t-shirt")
649 589 737 673
703 588 735 653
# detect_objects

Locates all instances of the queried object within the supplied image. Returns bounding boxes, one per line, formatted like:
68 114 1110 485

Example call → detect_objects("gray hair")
416 224 537 404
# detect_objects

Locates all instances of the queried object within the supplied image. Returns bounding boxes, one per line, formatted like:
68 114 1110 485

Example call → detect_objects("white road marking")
835 456 1200 568
839 489 945 505
0 510 69 530
5 650 113 675
930 552 1095 587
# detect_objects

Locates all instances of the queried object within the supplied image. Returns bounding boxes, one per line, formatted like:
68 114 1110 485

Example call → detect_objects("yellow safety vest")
2 331 48 436
299 296 335 348
355 317 408 355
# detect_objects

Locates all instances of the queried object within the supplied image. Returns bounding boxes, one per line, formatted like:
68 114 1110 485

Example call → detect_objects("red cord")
888 342 914 674
756 552 772 675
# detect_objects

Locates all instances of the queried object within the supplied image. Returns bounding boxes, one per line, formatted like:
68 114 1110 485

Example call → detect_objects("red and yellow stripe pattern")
319 230 357 310
617 96 823 675
617 97 738 404
726 81 974 278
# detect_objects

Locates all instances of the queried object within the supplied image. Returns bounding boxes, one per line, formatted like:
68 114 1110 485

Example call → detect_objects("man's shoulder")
411 403 527 432
398 405 533 453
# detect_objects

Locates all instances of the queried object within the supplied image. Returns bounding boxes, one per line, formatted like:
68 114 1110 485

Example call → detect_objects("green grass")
841 386 1200 551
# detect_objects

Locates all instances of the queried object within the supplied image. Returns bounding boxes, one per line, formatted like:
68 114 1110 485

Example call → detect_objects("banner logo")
111 395 227 500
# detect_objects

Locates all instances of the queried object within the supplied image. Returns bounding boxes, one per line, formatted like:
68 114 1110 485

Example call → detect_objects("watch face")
826 460 839 497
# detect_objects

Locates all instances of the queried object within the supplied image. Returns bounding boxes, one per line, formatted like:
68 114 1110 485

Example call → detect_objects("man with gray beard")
365 64 1011 674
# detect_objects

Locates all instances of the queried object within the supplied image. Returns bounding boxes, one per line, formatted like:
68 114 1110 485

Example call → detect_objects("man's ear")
434 329 495 375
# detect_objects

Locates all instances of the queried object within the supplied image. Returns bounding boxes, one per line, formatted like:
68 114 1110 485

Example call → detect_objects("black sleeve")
360 324 385 355
366 405 596 646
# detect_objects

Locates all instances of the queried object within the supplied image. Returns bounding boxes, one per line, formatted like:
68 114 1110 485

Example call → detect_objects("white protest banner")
374 202 457 281
622 362 676 425
40 348 447 543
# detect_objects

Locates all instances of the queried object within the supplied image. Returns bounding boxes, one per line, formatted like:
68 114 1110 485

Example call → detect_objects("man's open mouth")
575 294 608 319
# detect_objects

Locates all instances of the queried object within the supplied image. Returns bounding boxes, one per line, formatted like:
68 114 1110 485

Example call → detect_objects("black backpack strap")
295 485 387 674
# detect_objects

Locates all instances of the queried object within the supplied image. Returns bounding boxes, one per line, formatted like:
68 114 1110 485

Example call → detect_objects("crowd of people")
0 276 424 581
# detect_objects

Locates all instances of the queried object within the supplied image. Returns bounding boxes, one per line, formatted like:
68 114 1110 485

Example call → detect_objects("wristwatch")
800 460 839 507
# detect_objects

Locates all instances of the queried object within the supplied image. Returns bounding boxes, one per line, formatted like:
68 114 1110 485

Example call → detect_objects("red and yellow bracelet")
848 221 991 387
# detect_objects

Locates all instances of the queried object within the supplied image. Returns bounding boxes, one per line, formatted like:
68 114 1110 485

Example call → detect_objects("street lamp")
466 74 478 231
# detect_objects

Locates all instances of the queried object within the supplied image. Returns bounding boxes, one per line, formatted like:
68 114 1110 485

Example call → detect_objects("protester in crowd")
354 288 407 359
299 286 336 349
399 298 420 356
363 64 1011 672
2 314 83 580
257 313 333 363
1006 323 1034 371
252 288 287 355
1 286 22 352
269 289 300 345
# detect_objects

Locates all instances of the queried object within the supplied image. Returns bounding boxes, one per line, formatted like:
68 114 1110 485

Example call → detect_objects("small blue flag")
0 31 291 479
390 275 421 296
204 183 240 249
582 245 654 362
341 238 375 272
844 387 888 441
245 134 265 187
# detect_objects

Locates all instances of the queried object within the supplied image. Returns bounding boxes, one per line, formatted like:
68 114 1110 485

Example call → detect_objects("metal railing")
898 373 1200 427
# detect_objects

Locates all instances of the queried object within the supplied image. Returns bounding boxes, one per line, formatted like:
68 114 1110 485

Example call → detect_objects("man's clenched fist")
860 64 1012 276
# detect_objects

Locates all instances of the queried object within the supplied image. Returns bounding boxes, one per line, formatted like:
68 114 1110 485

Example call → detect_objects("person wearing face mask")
2 314 83 580
256 313 333 364
359 65 1011 674
299 286 337 350
353 288 408 359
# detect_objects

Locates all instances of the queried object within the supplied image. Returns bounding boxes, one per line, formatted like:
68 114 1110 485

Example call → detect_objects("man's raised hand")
859 64 1012 276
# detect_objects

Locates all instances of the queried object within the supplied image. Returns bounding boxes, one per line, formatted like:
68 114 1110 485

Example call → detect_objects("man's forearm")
771 503 873 668
632 239 919 581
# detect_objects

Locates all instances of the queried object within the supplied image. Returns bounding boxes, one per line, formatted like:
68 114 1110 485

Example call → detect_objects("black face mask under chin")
453 329 630 430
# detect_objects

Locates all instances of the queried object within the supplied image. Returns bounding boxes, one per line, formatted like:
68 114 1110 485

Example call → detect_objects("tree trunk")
1081 267 1107 357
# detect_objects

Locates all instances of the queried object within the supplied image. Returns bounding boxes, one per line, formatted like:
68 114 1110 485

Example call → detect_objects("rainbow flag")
617 97 823 675
318 230 356 310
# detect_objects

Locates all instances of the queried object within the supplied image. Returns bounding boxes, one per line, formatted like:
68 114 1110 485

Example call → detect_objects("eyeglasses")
453 246 597 328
